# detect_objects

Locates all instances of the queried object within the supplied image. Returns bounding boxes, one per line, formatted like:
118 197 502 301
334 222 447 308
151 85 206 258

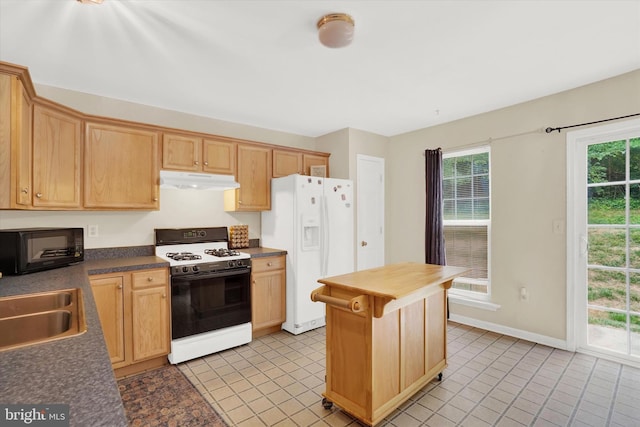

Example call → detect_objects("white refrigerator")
261 174 354 335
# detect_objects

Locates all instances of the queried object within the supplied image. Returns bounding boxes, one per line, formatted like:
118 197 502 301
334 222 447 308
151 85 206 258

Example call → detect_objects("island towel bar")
310 286 368 314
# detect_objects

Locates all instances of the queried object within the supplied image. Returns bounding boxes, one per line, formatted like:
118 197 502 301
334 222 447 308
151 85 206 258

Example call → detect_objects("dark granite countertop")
0 256 168 427
243 247 287 258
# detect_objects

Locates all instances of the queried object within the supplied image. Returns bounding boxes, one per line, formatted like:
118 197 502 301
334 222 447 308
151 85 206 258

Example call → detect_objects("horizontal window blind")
443 147 490 295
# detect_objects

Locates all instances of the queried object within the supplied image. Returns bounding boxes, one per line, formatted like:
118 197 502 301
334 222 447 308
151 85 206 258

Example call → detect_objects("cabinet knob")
204 161 209 166
361 241 368 247
147 277 154 282
21 188 28 194
162 293 166 299
267 262 273 267
118 284 123 289
153 198 158 202
36 192 42 198
194 161 199 165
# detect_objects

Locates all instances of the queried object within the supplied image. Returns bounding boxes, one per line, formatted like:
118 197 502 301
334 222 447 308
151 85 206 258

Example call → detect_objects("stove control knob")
236 260 244 267
182 266 189 273
192 265 199 273
228 260 236 268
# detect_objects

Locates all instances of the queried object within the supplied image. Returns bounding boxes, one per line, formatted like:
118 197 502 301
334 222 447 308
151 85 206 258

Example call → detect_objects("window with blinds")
443 147 490 297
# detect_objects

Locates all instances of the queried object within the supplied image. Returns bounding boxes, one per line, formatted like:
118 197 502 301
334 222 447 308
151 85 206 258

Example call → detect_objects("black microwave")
0 228 84 275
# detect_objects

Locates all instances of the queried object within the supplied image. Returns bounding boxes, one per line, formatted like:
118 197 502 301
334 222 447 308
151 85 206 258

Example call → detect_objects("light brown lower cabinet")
251 255 286 338
90 268 170 378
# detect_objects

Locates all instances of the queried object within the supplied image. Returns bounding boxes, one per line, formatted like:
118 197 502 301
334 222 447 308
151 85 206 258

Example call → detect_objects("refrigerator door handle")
322 195 329 277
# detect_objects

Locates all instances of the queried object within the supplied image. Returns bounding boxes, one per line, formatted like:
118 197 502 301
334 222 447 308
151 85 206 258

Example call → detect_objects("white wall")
315 128 350 179
387 69 640 342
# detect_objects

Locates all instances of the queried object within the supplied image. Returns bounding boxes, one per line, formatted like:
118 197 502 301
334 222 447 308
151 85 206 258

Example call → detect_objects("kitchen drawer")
131 268 168 289
252 256 285 272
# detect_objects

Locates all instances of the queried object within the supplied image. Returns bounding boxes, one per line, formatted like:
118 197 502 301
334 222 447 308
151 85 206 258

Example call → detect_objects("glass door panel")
585 136 640 360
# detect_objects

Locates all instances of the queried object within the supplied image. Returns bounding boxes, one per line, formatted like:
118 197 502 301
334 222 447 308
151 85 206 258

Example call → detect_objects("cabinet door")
85 122 159 209
131 285 170 362
202 138 236 175
273 149 302 177
0 75 12 208
162 133 202 171
303 154 330 177
226 144 272 211
32 104 82 208
90 275 126 365
252 270 285 330
251 256 286 331
12 77 32 207
0 75 33 209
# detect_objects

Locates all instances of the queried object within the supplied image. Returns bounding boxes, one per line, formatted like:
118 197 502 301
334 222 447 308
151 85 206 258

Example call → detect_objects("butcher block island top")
313 262 468 318
311 262 469 426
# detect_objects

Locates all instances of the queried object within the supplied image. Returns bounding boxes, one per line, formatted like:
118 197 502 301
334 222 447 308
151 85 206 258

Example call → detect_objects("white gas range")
155 227 252 364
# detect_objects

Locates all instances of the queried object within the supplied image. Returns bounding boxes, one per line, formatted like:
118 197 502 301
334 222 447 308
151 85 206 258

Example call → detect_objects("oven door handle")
172 268 251 282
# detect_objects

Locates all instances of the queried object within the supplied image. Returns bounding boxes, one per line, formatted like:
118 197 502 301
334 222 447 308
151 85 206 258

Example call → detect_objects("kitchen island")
311 262 468 426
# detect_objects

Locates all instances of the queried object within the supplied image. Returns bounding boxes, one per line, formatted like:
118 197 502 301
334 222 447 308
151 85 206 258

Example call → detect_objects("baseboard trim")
449 314 569 351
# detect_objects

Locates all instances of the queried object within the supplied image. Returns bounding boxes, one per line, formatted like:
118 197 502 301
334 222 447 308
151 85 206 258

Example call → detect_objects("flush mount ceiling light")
76 0 103 4
317 13 355 48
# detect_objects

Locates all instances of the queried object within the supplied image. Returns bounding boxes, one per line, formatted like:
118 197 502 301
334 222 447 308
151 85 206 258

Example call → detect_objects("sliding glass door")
569 119 640 366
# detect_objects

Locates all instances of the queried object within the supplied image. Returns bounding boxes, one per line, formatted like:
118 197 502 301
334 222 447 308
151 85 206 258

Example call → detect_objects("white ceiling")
1 1 639 137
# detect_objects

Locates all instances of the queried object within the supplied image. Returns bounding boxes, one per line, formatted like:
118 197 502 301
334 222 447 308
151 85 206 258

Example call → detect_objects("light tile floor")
178 322 640 426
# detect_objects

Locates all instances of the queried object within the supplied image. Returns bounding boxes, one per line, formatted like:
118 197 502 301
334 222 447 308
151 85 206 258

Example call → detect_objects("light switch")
88 225 99 238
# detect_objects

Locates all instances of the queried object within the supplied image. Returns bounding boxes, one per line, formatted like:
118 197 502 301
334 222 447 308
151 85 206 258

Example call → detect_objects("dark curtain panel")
425 148 446 266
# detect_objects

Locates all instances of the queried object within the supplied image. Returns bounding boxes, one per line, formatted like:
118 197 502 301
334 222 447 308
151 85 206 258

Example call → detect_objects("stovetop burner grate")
204 248 241 257
165 252 203 261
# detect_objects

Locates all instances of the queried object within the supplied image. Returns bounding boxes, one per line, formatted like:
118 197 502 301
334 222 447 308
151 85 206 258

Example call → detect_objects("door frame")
566 118 640 365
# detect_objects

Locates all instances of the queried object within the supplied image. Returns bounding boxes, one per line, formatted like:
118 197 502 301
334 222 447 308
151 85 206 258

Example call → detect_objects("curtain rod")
545 113 640 133
422 127 544 155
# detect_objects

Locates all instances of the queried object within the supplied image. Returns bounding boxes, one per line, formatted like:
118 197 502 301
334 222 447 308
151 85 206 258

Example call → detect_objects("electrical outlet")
88 225 99 238
520 287 528 301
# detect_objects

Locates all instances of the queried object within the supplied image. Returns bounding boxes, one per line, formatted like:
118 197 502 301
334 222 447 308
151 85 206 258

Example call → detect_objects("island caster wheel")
322 397 333 410
437 372 443 381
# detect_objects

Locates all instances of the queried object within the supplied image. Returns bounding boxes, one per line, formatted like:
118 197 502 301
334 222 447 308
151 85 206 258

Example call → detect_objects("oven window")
171 271 251 340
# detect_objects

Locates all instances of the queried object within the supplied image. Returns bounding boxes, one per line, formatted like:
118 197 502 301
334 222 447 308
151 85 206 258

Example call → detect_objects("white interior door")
356 154 385 270
567 118 640 367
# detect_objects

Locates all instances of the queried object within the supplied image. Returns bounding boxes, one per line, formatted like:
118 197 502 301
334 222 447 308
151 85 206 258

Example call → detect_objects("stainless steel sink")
0 289 86 352
0 290 72 318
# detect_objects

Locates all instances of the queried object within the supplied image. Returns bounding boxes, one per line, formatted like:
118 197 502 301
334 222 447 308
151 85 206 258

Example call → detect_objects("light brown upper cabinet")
273 149 303 177
32 103 82 208
302 153 330 176
273 149 331 178
85 122 160 210
224 144 272 211
203 138 236 175
0 74 32 208
1 62 331 212
163 133 237 175
162 133 201 172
